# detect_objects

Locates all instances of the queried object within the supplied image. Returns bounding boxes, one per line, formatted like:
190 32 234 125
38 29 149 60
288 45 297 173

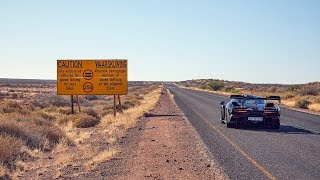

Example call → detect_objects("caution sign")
57 60 128 95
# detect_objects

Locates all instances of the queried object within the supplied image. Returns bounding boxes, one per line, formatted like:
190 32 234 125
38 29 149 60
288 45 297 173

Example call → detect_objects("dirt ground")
18 87 227 179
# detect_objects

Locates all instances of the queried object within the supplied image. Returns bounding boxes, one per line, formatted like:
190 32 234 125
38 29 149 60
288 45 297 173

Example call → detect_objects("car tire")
272 125 280 129
227 122 234 128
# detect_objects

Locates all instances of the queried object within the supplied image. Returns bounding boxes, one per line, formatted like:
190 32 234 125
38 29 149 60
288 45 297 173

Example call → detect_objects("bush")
73 114 99 128
267 86 278 93
282 93 295 99
85 95 99 101
83 108 99 118
0 115 66 150
224 87 240 93
297 86 319 96
294 99 311 109
287 85 301 91
35 111 56 121
207 80 225 91
120 99 140 110
0 135 24 163
2 101 23 113
31 93 69 108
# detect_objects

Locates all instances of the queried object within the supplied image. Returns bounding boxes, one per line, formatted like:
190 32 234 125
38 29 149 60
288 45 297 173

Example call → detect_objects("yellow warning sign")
57 60 128 95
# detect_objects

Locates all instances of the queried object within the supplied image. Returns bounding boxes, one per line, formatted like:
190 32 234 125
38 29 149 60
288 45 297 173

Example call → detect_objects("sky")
0 0 319 84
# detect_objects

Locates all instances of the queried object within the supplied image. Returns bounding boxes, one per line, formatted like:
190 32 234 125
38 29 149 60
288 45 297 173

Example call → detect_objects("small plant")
207 80 225 91
287 84 301 91
224 87 240 93
83 108 99 118
2 100 23 113
0 135 24 163
73 114 100 128
32 93 69 108
85 95 100 101
294 99 311 109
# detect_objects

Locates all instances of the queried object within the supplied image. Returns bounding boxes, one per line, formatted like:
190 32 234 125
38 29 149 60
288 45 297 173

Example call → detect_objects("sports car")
220 95 281 129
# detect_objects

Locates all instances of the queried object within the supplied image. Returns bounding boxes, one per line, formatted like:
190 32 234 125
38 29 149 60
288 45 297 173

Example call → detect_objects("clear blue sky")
0 0 319 84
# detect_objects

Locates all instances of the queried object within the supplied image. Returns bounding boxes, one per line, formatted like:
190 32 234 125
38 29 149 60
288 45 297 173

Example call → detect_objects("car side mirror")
220 101 225 105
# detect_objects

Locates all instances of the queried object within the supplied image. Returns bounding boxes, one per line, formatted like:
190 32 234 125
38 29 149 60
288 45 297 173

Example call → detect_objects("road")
167 84 320 180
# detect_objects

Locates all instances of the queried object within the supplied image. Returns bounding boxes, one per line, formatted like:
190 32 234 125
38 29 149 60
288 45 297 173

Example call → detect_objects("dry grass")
85 148 118 171
0 164 6 177
309 103 320 112
0 135 24 163
101 86 161 138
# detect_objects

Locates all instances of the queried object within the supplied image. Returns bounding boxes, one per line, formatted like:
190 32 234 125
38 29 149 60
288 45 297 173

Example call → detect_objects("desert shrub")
287 84 301 91
294 99 311 109
282 93 295 99
99 109 114 117
11 93 18 99
135 95 144 100
103 104 114 111
83 108 99 118
57 107 73 115
0 135 24 163
315 96 320 103
224 87 240 93
31 93 69 108
73 114 99 128
297 86 319 96
120 99 140 110
267 86 278 93
35 111 56 121
1 100 23 113
85 95 99 101
56 114 77 125
207 80 225 91
0 116 66 150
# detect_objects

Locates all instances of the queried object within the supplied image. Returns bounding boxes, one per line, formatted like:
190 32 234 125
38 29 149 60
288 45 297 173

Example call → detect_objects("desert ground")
0 79 160 179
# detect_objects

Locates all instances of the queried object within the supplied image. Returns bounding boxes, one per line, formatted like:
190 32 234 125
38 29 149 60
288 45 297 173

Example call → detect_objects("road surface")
167 84 320 180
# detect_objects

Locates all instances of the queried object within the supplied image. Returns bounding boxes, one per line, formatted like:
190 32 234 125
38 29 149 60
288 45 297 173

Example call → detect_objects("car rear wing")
267 96 281 104
230 95 244 99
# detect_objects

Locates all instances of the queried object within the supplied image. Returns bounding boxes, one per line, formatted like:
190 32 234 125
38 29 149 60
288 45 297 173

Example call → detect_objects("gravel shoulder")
99 87 227 179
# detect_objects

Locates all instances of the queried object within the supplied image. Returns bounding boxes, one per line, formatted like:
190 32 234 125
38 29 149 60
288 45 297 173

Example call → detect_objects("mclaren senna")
220 95 281 129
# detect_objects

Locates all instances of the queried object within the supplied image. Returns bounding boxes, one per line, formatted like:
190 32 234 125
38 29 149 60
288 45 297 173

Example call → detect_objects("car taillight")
264 111 276 114
234 109 247 113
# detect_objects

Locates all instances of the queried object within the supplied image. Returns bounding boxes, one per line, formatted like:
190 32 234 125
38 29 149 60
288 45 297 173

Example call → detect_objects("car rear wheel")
272 124 280 129
227 122 234 128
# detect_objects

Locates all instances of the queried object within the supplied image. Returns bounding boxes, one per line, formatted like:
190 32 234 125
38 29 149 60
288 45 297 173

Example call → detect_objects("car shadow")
236 125 319 135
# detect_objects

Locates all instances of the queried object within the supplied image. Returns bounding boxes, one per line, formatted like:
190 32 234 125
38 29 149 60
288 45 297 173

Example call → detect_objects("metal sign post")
118 95 123 114
71 95 74 114
113 95 116 117
76 95 81 112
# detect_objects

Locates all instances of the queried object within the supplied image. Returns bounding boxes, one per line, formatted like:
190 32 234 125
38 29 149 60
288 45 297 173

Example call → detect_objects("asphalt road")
167 84 320 180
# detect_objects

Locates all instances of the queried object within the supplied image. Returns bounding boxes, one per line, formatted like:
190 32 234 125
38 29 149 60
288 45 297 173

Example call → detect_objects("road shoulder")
100 87 228 179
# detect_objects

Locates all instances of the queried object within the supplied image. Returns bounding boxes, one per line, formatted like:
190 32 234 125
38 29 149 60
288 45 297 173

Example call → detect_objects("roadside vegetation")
0 79 161 178
179 79 320 112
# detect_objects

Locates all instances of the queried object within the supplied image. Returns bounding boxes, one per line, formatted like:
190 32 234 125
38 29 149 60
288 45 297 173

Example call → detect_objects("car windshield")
243 98 266 108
